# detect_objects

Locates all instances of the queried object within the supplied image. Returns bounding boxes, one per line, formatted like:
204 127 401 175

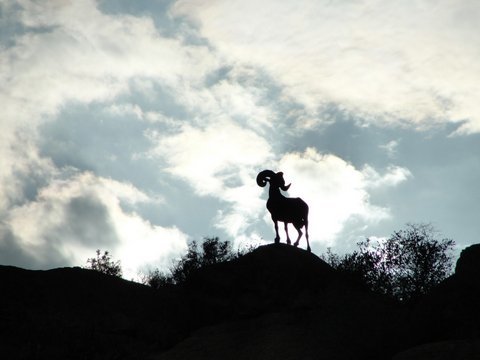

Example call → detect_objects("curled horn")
277 172 291 191
256 169 276 187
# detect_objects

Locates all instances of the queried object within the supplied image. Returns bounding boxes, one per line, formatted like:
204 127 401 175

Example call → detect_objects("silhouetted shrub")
86 249 122 277
141 268 175 288
325 223 455 302
143 237 254 289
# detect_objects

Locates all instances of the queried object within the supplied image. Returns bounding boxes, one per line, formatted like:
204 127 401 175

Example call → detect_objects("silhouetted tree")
143 237 254 289
202 236 234 265
325 223 455 302
169 239 202 284
86 249 122 277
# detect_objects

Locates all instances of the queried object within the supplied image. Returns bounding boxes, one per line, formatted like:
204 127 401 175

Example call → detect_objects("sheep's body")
257 170 311 252
267 196 308 227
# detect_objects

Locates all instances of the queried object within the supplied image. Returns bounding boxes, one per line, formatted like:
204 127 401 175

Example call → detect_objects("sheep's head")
256 170 291 191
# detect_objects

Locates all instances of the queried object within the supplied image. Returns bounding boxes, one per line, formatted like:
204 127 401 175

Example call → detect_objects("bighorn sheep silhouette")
257 170 311 252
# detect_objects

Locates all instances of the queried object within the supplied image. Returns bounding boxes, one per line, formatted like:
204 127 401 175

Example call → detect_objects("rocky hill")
2 243 480 359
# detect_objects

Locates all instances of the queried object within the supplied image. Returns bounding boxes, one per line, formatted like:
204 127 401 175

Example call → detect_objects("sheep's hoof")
287 239 291 245
274 238 280 244
307 247 311 252
293 242 299 247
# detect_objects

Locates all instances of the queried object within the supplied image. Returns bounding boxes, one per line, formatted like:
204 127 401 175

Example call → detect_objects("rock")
455 244 480 279
392 339 480 360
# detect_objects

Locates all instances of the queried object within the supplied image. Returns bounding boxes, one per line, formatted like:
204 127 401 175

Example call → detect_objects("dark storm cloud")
0 188 121 270
39 104 152 179
63 195 119 248
141 174 223 238
300 111 392 168
0 166 190 279
0 228 44 269
0 226 75 270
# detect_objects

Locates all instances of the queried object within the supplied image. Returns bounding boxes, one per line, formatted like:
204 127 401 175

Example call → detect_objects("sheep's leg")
293 223 303 248
305 221 311 252
273 220 280 244
284 222 291 245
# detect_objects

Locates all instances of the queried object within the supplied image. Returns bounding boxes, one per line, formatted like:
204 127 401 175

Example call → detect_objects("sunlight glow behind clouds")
149 121 273 195
279 148 408 246
148 120 272 242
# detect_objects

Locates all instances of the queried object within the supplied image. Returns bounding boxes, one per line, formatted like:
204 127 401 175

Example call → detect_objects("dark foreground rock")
392 339 480 360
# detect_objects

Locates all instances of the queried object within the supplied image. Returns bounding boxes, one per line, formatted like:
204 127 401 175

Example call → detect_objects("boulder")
455 244 480 279
393 339 480 360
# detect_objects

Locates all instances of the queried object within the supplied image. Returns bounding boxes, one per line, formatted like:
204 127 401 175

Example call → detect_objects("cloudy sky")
1 0 479 279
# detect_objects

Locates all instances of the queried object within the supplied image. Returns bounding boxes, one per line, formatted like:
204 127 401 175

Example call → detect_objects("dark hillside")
0 265 188 359
5 243 480 359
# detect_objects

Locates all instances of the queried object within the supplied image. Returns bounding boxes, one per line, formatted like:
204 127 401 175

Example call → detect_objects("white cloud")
379 140 400 159
362 165 412 188
208 72 276 133
110 210 188 280
214 181 267 239
173 0 480 133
